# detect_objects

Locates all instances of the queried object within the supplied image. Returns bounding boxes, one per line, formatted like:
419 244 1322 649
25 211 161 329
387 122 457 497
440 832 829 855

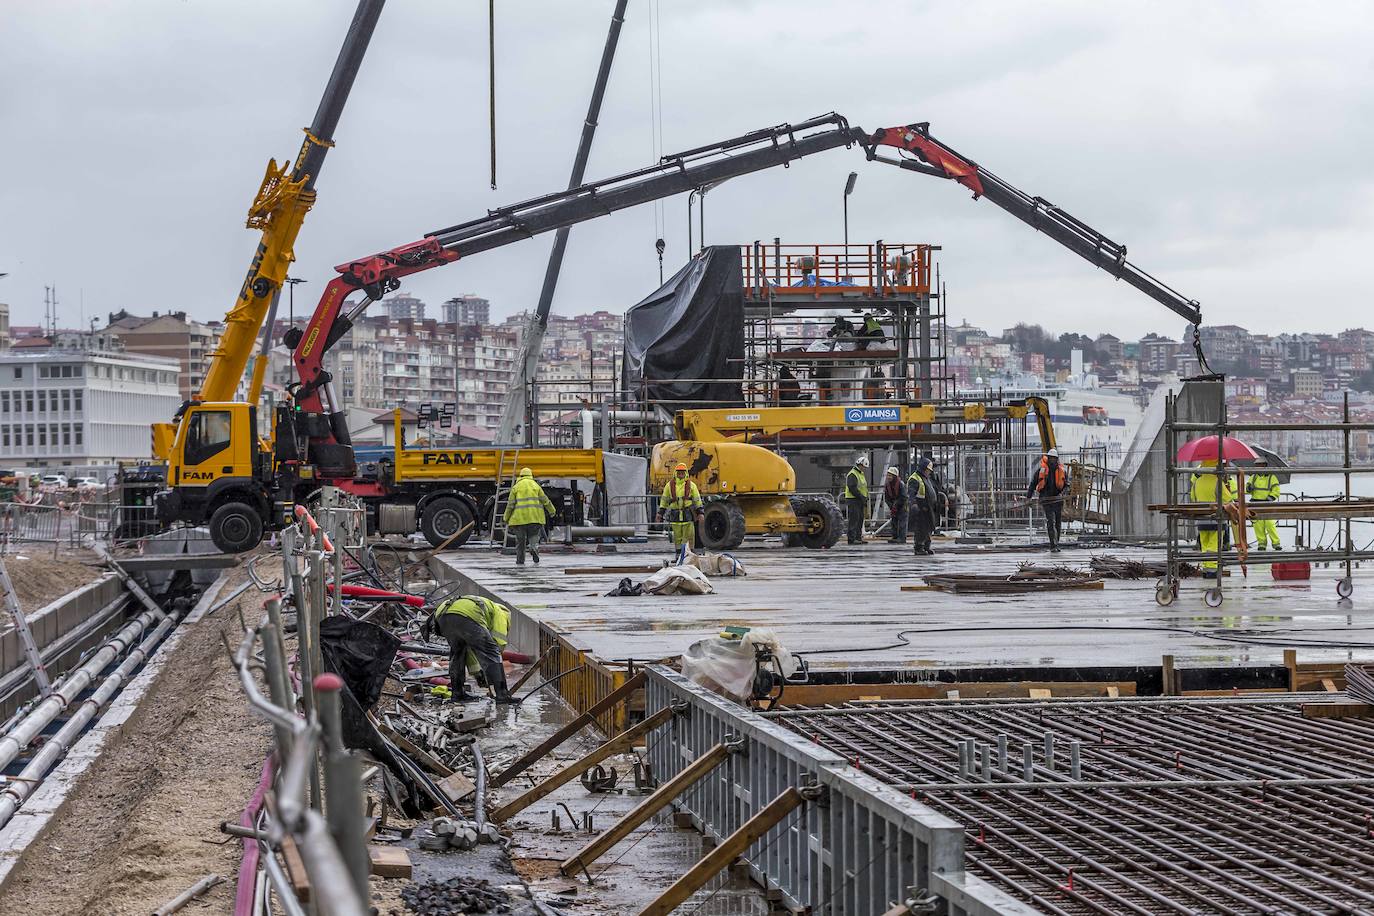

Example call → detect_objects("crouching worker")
421 594 516 703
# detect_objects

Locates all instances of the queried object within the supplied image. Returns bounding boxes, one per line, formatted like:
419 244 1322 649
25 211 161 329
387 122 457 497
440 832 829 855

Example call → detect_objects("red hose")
327 583 425 607
233 754 275 915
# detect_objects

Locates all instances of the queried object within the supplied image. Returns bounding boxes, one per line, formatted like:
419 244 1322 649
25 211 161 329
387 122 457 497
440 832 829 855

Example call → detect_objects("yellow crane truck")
156 407 604 552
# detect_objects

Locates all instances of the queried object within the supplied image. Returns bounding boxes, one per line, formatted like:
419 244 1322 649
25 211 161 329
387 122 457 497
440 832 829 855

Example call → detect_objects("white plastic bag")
642 564 714 595
681 549 747 577
680 628 797 700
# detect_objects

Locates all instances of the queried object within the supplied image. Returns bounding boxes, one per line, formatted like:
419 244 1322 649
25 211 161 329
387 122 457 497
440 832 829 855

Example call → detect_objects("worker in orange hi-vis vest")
1027 448 1069 553
657 463 704 563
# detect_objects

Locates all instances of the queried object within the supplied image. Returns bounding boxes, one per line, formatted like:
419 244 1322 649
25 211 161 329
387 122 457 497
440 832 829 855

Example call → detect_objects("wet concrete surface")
437 537 1374 671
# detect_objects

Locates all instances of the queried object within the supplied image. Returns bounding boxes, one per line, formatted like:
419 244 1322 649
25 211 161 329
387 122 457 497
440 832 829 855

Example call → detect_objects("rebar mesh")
768 695 1374 914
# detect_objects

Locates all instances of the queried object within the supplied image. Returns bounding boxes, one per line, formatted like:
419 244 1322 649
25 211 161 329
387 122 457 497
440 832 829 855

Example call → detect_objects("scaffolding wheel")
1155 582 1175 607
1204 587 1224 608
1337 577 1354 599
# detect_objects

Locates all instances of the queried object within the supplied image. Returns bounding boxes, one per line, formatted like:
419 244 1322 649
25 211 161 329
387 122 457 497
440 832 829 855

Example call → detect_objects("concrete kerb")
0 571 230 887
643 666 1032 915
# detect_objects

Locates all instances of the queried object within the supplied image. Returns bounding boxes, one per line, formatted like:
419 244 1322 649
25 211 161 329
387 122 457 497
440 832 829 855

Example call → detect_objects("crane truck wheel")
209 501 264 554
420 497 475 549
790 495 844 549
699 500 747 551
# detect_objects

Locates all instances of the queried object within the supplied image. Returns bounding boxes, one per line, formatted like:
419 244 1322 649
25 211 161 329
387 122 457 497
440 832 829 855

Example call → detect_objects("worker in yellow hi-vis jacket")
1190 459 1236 575
657 463 704 563
1247 457 1283 550
421 594 515 703
504 468 555 566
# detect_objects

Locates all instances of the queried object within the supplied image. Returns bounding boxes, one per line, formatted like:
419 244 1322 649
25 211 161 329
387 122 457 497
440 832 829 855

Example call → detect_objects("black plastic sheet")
622 245 744 409
319 616 425 815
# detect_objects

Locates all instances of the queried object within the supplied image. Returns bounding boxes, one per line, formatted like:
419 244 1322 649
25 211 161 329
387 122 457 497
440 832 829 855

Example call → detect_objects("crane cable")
488 0 497 190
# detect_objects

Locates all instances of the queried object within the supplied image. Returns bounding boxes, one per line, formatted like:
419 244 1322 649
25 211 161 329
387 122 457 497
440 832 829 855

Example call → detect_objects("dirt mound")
2 550 103 610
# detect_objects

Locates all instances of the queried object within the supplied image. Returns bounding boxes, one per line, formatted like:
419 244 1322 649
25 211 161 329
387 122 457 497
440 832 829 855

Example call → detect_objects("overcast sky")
2 0 1371 341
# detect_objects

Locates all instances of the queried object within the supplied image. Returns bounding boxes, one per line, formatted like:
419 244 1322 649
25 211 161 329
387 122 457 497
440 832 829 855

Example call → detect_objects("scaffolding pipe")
0 601 162 773
0 605 180 829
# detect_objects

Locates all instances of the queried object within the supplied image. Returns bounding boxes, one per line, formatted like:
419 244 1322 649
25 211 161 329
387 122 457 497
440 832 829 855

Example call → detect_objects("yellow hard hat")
519 467 532 477
674 462 688 472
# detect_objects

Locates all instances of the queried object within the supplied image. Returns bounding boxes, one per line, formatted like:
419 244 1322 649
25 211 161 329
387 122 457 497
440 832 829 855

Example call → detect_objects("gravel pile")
401 877 512 914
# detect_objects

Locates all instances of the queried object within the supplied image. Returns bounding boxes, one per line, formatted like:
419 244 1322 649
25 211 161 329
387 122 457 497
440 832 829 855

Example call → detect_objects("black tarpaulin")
622 245 744 409
319 616 425 816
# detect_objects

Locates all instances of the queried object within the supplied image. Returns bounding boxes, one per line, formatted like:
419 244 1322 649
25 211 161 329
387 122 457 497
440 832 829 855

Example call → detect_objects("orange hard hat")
674 463 688 471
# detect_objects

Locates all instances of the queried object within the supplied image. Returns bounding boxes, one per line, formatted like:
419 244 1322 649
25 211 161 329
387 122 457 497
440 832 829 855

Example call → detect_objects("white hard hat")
1047 448 1059 458
885 466 899 477
855 454 869 467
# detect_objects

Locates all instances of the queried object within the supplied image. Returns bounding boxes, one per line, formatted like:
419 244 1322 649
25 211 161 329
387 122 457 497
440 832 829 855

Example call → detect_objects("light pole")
285 276 307 325
843 172 858 249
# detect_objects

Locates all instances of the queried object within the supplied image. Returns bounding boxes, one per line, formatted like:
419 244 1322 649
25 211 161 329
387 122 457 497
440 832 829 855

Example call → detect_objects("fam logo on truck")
420 452 475 466
844 406 900 423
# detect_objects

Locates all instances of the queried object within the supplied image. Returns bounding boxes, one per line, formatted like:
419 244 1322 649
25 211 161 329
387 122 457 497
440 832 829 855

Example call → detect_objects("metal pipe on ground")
0 602 163 773
0 605 180 829
567 526 636 539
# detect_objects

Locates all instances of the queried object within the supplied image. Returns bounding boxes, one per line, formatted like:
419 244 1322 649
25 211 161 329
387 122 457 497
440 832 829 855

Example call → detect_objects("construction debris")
1344 662 1374 705
1089 553 1200 579
400 877 512 915
922 567 1104 594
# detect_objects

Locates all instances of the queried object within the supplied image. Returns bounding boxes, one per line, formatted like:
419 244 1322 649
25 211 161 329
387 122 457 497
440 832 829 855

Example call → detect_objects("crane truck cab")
154 401 271 552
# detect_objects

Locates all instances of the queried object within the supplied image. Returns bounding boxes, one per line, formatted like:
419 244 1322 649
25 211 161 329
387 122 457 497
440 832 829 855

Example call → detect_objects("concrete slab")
434 539 1374 671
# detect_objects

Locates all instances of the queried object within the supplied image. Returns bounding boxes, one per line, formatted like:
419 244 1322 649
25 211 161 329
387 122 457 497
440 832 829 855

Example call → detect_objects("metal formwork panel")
644 667 1032 915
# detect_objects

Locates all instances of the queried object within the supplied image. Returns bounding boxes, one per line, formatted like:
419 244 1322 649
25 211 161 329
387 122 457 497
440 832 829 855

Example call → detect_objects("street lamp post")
285 276 307 325
843 171 858 249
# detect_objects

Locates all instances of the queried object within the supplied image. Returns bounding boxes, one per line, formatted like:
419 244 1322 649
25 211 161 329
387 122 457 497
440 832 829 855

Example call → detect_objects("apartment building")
0 349 181 466
101 310 225 399
444 295 490 326
384 293 427 321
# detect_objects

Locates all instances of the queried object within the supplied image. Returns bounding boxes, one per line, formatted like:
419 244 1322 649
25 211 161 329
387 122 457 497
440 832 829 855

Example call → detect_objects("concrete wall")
1111 379 1223 540
0 574 126 719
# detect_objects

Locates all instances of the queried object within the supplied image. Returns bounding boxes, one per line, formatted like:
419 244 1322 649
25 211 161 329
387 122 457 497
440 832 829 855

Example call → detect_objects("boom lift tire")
699 500 747 551
420 496 475 549
209 501 264 554
790 495 844 550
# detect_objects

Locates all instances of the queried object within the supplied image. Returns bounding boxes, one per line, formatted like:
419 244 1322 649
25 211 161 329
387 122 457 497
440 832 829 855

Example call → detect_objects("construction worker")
657 462 704 562
421 594 515 703
503 468 555 566
908 457 937 555
844 454 870 544
1247 458 1283 550
855 312 885 350
882 466 907 544
1027 448 1068 552
1190 459 1236 574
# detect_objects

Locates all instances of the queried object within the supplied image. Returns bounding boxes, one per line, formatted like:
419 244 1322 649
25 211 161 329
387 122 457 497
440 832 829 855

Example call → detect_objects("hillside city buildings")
1 286 1372 465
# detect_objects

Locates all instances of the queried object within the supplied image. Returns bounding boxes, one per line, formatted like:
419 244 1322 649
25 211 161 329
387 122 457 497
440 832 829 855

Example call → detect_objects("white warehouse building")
0 349 182 467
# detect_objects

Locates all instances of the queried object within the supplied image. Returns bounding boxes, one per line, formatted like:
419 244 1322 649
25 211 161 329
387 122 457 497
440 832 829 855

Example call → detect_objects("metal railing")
227 501 369 915
644 666 1036 915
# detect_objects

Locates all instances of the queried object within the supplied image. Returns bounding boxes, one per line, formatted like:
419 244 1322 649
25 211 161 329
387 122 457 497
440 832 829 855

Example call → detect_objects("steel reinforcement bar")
643 666 1036 915
766 695 1374 914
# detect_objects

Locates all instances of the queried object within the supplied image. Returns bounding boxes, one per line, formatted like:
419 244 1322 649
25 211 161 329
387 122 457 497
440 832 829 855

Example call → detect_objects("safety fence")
228 505 370 915
643 666 1034 915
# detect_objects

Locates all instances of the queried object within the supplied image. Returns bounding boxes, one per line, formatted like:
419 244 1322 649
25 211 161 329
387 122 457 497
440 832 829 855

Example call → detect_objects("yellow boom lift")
652 401 1055 549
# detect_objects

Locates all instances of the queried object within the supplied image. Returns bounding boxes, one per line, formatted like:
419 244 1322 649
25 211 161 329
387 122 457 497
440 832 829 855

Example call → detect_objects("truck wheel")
209 501 263 554
791 495 844 549
421 497 474 549
700 501 746 551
